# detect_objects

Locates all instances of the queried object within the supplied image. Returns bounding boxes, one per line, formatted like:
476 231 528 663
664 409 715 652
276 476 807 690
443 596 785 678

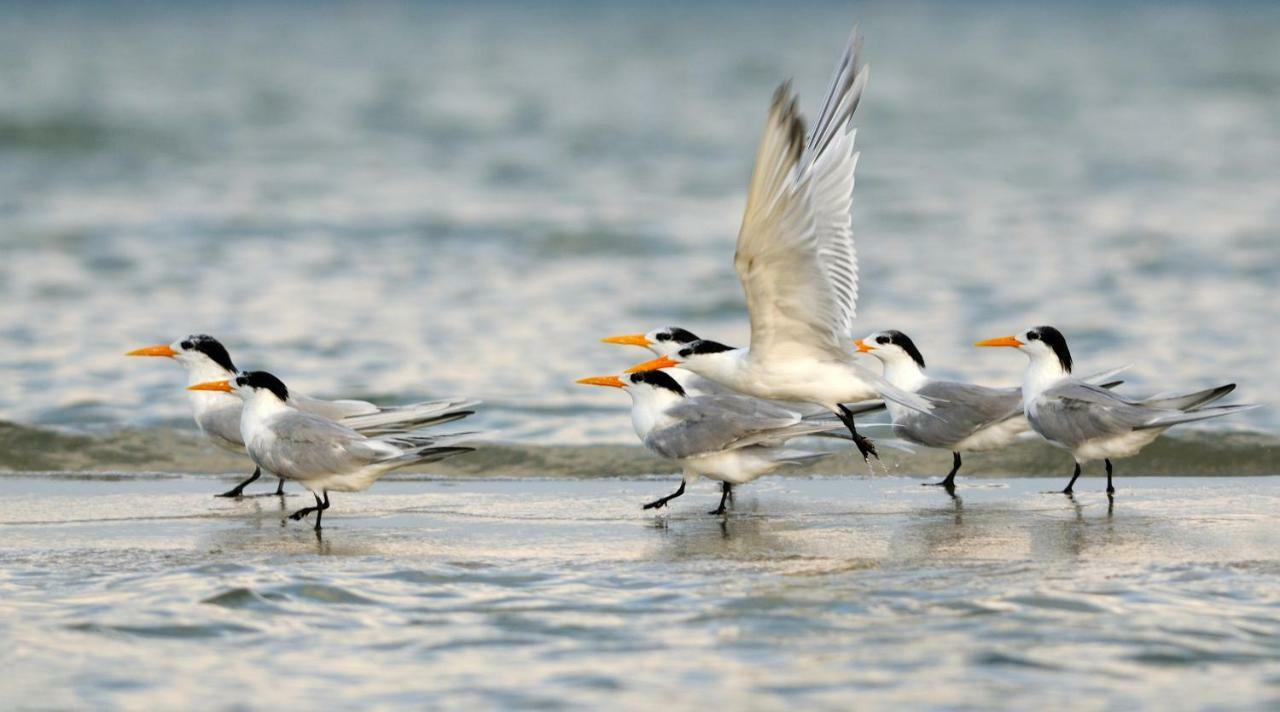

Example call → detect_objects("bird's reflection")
647 498 798 562
1028 490 1121 559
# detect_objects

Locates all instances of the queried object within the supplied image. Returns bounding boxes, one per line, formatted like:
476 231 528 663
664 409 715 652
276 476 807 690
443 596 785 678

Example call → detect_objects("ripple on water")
66 621 259 640
201 587 286 613
273 583 379 606
372 568 552 587
1004 594 1114 614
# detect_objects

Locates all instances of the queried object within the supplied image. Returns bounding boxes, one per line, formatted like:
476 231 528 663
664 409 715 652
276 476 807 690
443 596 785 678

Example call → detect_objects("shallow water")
0 1 1276 445
1 474 1279 709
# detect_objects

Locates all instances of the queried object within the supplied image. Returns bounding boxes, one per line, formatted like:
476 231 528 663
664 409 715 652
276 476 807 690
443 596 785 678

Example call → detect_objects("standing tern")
855 330 1127 489
576 370 846 514
128 334 476 497
976 326 1258 495
188 371 475 530
622 28 930 462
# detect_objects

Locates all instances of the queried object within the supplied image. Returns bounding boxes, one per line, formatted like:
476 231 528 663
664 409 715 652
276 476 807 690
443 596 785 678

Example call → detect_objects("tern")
622 28 930 462
576 370 848 514
128 334 476 497
855 330 1127 488
976 326 1258 495
188 371 475 530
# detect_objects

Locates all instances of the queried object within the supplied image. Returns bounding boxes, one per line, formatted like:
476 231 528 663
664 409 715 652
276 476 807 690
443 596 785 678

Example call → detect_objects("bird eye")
876 336 889 345
1027 332 1039 341
235 377 246 386
679 349 691 358
180 340 192 349
655 333 670 342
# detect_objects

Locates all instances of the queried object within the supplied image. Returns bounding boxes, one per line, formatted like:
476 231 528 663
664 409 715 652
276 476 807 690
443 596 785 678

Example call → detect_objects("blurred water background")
3 4 1280 709
0 0 1277 460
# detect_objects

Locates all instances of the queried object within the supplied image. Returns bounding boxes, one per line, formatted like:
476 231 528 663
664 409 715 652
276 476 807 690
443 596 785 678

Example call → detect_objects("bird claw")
853 434 879 461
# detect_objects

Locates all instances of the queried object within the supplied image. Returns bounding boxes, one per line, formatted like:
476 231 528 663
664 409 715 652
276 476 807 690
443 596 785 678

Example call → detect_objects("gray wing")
645 394 810 459
894 380 1022 447
195 402 246 451
290 392 382 419
1028 381 1152 448
251 411 394 480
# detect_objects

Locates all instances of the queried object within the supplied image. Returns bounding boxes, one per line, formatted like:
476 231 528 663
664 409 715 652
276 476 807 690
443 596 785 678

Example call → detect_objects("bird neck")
627 388 684 440
1023 354 1069 402
183 359 236 386
880 358 928 392
183 361 239 414
682 349 746 384
243 391 292 423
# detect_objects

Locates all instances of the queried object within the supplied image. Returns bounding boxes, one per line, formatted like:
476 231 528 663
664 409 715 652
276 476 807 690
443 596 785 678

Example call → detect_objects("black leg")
709 482 732 515
837 404 879 462
314 491 330 531
925 452 961 488
1105 459 1115 496
1063 461 1082 494
643 481 685 510
289 492 328 525
275 478 286 497
216 466 261 498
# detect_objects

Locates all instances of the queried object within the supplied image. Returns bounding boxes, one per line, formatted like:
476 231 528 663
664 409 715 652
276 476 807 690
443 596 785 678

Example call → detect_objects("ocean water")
2 2 1280 709
0 1 1276 449
3 474 1280 709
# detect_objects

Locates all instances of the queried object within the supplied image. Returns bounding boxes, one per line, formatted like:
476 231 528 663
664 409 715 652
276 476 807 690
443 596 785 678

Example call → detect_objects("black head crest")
880 330 926 370
680 340 734 358
629 370 686 397
235 370 290 402
1028 326 1072 373
656 326 699 345
180 334 237 373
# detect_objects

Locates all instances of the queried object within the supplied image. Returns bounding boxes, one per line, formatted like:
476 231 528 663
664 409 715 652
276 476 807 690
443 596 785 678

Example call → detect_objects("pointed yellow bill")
601 333 651 348
975 336 1024 348
126 344 177 358
188 380 233 392
854 338 873 353
624 355 679 374
575 375 627 389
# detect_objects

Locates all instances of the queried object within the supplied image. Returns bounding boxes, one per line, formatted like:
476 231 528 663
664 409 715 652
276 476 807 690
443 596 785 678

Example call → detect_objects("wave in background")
3 420 1275 477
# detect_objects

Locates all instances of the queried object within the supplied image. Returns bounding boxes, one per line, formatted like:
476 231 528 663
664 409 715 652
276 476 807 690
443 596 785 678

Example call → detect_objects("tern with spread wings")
622 29 929 463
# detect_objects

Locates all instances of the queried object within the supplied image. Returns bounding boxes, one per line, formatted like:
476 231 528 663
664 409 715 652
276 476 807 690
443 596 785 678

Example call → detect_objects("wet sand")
1 473 1278 709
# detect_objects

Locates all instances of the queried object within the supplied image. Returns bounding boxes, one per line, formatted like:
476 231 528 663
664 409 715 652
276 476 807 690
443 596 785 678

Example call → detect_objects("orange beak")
187 380 233 393
975 336 1024 348
575 375 627 389
601 333 652 348
854 338 873 353
624 355 679 374
126 344 177 358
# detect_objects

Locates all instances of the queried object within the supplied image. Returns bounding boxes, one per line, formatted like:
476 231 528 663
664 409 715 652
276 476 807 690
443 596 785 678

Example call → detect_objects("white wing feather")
734 28 867 363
